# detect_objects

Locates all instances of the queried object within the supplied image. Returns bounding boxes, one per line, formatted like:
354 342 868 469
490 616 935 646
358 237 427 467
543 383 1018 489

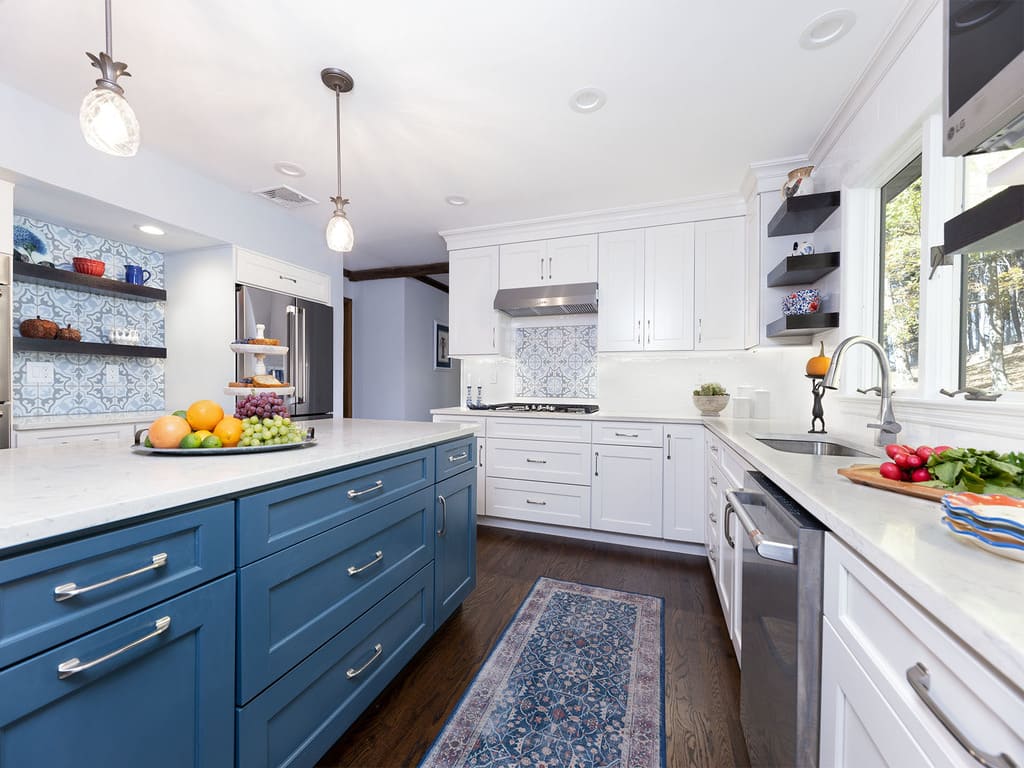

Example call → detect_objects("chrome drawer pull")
54 553 168 602
906 663 1017 768
525 458 547 464
709 510 718 523
58 616 171 679
614 431 640 438
347 480 384 499
710 444 719 454
437 494 447 536
709 476 718 486
346 643 383 679
525 498 547 506
347 551 383 576
447 452 468 463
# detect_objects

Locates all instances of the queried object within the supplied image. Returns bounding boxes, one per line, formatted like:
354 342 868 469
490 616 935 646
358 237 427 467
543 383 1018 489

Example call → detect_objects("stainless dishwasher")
726 471 826 768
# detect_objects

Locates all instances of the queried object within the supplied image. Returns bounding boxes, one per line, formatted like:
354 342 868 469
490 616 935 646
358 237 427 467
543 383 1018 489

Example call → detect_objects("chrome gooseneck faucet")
821 336 903 446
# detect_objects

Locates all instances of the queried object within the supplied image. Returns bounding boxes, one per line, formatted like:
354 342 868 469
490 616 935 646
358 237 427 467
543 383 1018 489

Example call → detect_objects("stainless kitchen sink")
751 434 877 458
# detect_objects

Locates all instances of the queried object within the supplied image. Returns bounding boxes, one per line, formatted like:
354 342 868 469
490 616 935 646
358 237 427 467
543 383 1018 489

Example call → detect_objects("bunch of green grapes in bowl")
238 415 306 446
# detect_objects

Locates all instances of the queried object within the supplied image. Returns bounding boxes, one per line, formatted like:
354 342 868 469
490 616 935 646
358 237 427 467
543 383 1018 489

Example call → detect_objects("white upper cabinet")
449 246 508 356
597 230 645 351
498 235 597 289
235 247 331 305
644 223 695 351
693 217 746 350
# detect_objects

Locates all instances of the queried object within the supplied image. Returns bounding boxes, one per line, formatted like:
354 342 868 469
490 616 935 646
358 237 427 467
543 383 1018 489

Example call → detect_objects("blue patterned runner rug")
420 577 664 768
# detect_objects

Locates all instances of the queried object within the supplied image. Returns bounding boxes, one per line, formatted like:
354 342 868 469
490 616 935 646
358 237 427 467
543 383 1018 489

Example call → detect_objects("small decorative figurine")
782 165 815 199
805 342 831 434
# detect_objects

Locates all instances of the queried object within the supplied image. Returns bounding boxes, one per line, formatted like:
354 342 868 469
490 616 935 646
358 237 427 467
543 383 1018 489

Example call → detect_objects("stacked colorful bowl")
941 492 1024 562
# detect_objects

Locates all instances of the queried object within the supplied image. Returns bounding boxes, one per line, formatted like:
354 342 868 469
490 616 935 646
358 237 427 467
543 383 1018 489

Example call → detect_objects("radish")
879 462 903 481
885 444 909 459
916 446 935 460
911 468 931 482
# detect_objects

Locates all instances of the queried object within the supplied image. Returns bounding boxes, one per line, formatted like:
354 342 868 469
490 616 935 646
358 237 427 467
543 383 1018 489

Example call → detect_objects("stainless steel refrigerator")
0 253 10 448
236 284 333 420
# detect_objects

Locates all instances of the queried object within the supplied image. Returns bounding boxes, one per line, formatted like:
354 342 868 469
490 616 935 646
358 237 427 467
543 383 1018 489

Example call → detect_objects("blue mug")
125 265 152 285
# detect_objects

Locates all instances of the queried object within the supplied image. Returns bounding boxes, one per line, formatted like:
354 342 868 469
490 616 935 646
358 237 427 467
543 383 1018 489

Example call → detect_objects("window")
879 156 923 390
960 149 1024 393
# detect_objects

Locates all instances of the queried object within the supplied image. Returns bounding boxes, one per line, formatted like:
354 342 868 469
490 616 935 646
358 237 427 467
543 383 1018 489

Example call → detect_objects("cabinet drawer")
237 565 433 768
0 502 234 669
237 487 434 703
486 477 591 529
14 424 133 448
237 448 433 564
486 417 592 443
0 576 235 768
435 437 476 482
486 438 592 485
824 536 1024 767
593 421 663 447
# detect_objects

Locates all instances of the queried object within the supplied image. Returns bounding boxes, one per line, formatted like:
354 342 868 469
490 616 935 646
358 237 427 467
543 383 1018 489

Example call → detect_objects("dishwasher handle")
725 489 797 564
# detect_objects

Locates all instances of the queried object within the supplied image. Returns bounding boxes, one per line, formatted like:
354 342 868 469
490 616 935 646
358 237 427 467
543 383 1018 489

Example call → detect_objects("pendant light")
80 0 140 157
321 67 355 253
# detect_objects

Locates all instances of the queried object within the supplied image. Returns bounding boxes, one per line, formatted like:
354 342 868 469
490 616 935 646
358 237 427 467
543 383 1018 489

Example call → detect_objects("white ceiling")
0 1 908 269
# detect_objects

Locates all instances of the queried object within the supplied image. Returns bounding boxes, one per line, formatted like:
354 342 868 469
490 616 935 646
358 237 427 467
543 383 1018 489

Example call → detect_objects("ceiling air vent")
253 185 319 209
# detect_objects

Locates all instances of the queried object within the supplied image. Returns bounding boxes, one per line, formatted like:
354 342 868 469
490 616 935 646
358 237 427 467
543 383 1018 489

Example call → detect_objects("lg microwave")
943 0 1024 157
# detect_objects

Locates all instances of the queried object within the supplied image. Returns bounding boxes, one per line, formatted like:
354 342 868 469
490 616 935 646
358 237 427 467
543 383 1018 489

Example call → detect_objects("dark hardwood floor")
317 526 750 768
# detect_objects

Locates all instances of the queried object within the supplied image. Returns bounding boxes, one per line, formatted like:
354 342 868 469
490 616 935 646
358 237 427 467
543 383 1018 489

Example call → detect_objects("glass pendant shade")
325 209 354 252
80 87 140 157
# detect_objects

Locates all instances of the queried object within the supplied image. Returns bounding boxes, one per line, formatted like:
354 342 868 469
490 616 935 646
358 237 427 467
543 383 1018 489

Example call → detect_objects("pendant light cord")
105 0 113 57
335 88 343 202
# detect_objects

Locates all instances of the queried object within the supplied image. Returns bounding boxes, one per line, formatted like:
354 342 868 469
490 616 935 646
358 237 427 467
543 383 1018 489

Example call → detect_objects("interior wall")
351 279 405 420
401 279 460 421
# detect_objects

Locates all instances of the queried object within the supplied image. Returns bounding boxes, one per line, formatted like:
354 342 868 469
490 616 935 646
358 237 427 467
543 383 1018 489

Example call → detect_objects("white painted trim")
439 194 745 251
740 155 812 200
808 0 940 167
477 516 706 556
835 395 1024 439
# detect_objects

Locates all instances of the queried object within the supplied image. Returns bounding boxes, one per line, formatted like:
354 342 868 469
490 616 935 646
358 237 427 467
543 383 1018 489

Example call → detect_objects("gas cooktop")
475 402 599 414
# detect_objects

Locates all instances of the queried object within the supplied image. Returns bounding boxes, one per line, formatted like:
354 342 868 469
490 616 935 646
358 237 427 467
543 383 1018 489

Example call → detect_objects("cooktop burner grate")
482 402 599 414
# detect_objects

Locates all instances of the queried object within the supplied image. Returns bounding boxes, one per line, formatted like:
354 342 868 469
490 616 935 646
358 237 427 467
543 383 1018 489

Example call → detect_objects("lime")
201 435 223 449
172 410 188 420
179 432 203 449
144 436 153 448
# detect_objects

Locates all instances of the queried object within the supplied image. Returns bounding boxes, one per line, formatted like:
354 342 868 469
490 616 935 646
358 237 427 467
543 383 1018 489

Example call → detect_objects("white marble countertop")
434 406 1024 690
0 418 477 553
13 411 166 430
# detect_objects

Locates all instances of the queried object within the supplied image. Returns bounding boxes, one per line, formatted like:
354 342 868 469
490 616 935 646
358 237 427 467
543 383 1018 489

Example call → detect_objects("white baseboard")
476 515 707 557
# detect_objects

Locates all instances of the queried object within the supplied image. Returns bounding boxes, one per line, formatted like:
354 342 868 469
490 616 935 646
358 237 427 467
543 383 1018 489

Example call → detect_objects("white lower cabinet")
486 438 591 485
486 477 591 528
821 535 1024 768
592 444 663 537
662 426 705 543
14 423 134 448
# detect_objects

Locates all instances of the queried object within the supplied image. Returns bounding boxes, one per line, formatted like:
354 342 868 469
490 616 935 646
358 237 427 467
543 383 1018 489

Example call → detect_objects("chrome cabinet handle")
346 643 383 679
723 503 736 548
709 509 718 523
614 431 639 438
698 318 703 344
54 553 168 602
709 476 718 486
540 256 545 280
437 494 447 536
492 327 496 348
526 498 547 506
347 480 384 499
726 489 796 564
646 319 651 345
278 275 297 283
708 544 718 562
478 449 484 468
448 452 468 462
548 257 552 280
906 663 1017 768
525 457 547 464
594 451 599 477
58 616 171 679
636 320 641 344
710 444 719 454
347 550 383 576
666 434 672 460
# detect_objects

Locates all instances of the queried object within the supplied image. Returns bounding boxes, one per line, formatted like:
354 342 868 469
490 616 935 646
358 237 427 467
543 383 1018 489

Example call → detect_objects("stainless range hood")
493 282 598 317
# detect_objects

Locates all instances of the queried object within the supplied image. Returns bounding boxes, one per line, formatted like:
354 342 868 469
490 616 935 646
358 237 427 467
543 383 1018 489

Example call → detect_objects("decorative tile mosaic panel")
514 325 597 399
11 216 166 417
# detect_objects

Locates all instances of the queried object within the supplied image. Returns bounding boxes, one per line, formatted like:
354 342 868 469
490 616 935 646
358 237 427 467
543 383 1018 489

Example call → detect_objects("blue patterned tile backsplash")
11 216 165 417
514 325 597 399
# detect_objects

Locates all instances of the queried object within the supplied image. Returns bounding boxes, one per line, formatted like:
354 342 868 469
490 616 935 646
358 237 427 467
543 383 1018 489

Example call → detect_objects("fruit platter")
132 393 316 455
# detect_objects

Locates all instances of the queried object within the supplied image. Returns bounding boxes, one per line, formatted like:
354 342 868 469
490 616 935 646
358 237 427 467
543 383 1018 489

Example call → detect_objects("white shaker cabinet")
592 444 664 538
662 426 705 543
644 224 695 351
498 235 597 289
498 241 548 289
596 230 645 351
449 246 509 356
693 217 746 350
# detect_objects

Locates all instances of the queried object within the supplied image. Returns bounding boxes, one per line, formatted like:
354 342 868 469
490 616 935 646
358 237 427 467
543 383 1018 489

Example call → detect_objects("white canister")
753 389 771 419
736 385 755 399
732 397 752 418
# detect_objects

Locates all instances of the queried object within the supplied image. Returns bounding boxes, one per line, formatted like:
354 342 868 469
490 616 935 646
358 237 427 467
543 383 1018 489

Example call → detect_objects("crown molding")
807 0 939 166
439 193 746 251
740 155 811 201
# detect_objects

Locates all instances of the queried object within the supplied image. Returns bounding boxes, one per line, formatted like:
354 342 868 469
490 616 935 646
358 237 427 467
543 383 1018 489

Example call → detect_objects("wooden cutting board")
837 464 948 502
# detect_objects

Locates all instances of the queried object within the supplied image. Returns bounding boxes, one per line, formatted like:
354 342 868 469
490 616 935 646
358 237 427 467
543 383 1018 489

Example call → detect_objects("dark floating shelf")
767 191 841 237
13 337 167 359
13 261 167 302
767 251 841 287
765 313 840 338
944 185 1024 255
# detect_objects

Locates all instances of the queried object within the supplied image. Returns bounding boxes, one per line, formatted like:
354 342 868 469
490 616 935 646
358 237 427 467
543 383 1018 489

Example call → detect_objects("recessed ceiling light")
570 88 607 114
800 9 856 49
446 195 468 206
274 161 306 178
136 224 165 236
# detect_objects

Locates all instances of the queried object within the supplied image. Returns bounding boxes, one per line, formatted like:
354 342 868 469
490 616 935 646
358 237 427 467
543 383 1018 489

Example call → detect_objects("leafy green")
925 447 1024 497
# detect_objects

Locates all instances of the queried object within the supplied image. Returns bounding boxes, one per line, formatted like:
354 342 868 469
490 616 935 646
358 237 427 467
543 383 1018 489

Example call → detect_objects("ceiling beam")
414 275 449 294
344 261 449 282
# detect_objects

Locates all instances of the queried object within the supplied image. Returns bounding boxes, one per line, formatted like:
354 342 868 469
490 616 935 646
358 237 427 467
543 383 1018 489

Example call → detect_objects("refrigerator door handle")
286 305 298 399
298 306 308 405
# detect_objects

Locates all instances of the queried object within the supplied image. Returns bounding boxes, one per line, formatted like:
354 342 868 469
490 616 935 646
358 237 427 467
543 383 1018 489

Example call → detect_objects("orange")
186 400 224 432
213 416 244 447
148 415 192 449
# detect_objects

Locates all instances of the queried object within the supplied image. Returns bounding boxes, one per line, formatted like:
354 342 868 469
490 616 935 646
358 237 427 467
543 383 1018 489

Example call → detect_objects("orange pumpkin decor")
806 341 831 378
